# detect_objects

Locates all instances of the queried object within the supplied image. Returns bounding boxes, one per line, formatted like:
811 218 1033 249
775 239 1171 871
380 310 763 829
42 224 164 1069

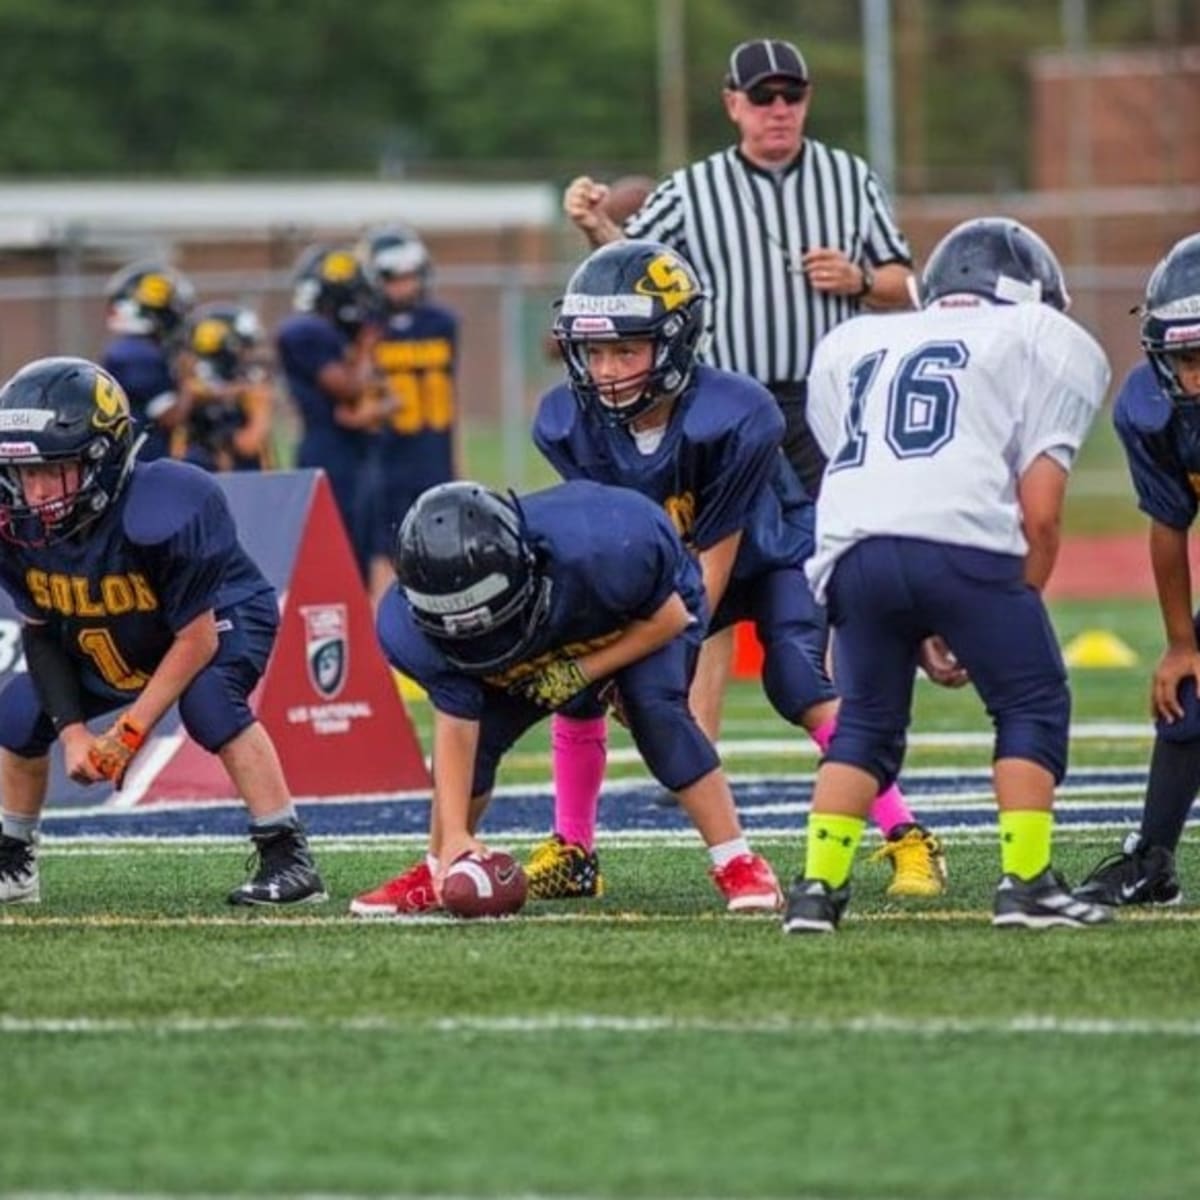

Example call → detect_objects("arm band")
21 623 85 731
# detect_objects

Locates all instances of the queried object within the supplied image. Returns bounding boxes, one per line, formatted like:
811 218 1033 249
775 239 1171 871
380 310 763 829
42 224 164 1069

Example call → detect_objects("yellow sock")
804 812 866 888
999 809 1052 881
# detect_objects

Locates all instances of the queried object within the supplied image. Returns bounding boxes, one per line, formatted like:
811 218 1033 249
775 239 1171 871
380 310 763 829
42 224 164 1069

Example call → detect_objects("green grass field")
4 595 1198 1200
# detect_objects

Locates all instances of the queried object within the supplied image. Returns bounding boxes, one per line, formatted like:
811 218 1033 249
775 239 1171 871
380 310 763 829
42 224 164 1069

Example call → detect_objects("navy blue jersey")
101 334 176 461
376 480 705 720
367 303 458 493
1113 361 1200 531
276 312 369 556
534 364 812 581
0 460 274 706
276 313 356 435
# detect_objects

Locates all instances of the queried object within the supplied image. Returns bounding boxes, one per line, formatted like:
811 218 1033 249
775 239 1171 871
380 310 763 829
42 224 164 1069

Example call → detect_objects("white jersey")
805 298 1111 602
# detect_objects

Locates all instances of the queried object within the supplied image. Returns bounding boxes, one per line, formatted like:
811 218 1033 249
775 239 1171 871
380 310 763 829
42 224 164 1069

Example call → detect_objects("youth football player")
524 239 945 903
349 479 782 917
784 217 1113 933
357 226 462 607
0 357 325 907
1075 232 1200 907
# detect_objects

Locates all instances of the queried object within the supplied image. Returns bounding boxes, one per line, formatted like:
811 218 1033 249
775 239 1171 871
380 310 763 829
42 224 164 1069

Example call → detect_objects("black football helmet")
0 357 137 547
393 482 552 674
105 261 195 340
1140 233 1200 403
920 218 1070 312
552 239 705 426
361 225 431 309
185 302 265 383
291 245 374 337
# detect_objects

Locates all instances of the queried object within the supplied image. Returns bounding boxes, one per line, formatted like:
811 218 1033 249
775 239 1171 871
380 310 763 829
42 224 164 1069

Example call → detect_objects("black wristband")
21 623 85 731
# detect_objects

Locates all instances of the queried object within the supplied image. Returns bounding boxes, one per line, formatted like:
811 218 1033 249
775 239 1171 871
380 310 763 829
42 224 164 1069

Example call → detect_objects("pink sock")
807 714 915 837
868 784 914 838
551 713 608 851
810 717 837 753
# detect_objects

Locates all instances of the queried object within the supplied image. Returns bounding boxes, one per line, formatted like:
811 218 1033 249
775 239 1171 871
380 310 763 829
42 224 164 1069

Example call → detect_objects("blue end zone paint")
36 769 1153 840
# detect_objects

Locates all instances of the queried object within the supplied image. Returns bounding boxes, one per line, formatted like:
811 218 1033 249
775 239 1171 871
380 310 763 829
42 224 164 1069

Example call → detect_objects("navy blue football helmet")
920 218 1070 312
0 357 137 546
1141 233 1200 403
186 302 265 383
393 482 552 674
105 261 195 340
361 225 431 310
291 245 374 337
552 239 705 426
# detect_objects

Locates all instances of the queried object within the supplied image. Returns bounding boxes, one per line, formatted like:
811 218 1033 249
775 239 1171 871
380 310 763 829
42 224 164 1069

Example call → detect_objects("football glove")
87 714 147 788
512 658 591 710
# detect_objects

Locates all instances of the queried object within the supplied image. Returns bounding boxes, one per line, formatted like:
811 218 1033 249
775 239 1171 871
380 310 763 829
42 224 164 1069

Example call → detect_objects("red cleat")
350 860 440 918
710 852 783 913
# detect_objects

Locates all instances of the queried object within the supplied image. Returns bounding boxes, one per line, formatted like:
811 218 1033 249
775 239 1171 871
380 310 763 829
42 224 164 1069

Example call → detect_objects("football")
442 850 528 919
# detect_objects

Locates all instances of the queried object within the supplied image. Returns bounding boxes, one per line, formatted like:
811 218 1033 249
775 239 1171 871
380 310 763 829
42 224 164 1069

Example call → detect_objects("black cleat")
782 876 850 934
0 833 39 904
228 823 328 906
993 866 1111 929
1074 835 1182 907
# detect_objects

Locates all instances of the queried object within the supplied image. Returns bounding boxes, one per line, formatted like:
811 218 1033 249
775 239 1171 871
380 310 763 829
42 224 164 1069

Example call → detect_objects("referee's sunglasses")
745 82 809 107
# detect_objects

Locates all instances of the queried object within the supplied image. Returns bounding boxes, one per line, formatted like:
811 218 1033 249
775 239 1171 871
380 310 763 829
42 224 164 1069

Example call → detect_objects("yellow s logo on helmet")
635 253 695 312
191 318 228 357
134 273 173 308
321 251 359 283
92 372 131 436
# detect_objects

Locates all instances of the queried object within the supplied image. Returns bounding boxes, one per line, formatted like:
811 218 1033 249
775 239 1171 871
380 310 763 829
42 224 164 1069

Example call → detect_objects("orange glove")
87 715 147 788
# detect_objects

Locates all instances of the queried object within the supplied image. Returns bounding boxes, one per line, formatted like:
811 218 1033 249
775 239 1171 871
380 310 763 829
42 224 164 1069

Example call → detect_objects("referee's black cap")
726 39 809 90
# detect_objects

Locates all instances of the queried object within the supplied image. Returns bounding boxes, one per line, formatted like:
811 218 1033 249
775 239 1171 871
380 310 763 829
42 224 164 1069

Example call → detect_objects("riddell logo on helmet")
569 316 617 334
0 440 39 457
1165 323 1200 343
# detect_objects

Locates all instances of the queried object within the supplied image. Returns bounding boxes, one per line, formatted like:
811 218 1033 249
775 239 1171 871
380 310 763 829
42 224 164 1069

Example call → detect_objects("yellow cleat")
525 834 605 900
870 824 948 898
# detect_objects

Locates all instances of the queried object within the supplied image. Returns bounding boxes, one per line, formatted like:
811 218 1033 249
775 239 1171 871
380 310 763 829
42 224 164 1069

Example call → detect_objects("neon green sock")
999 809 1052 881
804 812 866 888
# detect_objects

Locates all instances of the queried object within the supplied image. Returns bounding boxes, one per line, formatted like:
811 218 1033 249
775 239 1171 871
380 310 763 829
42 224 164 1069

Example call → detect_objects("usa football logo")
300 604 348 699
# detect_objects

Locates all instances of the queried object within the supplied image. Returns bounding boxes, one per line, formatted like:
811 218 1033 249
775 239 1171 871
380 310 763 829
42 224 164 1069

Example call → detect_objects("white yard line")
0 1011 1197 1039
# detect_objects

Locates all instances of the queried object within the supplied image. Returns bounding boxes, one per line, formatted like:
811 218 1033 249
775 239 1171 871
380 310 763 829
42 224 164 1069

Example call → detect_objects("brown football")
441 850 528 919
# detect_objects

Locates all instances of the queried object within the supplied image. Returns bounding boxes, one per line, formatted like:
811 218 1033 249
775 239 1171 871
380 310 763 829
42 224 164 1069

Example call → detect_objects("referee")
564 36 914 497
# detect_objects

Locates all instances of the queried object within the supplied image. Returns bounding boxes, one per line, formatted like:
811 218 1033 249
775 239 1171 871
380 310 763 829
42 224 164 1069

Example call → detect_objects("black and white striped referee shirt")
624 138 912 385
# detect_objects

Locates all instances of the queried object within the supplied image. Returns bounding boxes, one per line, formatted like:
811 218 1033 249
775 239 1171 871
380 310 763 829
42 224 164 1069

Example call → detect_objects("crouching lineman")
350 479 783 916
0 357 325 907
525 239 944 904
1075 232 1200 907
784 218 1113 933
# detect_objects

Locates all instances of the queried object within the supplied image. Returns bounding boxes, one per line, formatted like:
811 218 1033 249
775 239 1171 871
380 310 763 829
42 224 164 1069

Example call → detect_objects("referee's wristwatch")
855 263 875 299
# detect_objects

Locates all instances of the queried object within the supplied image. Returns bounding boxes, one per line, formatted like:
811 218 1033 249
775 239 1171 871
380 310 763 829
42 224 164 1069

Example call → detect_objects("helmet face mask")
920 218 1070 313
1140 233 1200 404
393 483 552 674
553 240 705 427
0 358 136 547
